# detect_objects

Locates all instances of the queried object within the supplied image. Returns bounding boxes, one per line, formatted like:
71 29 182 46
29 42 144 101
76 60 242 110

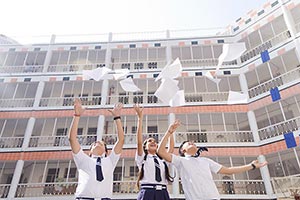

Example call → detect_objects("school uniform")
73 149 120 200
135 152 170 200
172 154 222 200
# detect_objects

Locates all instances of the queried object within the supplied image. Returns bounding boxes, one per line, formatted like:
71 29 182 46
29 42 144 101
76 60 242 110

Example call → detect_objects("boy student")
69 98 124 200
158 120 267 200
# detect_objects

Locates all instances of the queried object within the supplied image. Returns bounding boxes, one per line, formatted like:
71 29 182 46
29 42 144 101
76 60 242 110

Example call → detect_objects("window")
223 71 231 75
217 40 224 44
64 168 77 178
191 41 198 45
63 77 70 81
130 166 139 176
34 48 41 51
24 78 31 82
154 43 161 47
129 44 136 48
153 74 159 78
95 46 101 49
9 48 15 52
233 26 239 32
70 46 77 50
245 19 251 24
195 72 202 76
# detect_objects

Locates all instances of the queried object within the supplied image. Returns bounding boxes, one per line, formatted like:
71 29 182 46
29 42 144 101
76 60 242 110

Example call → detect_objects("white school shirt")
172 154 222 200
135 152 168 185
73 149 120 198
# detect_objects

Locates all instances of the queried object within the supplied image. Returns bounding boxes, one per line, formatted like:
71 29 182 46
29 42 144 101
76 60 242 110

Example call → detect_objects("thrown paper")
155 58 182 81
119 77 140 92
82 67 111 81
169 90 186 107
154 79 179 104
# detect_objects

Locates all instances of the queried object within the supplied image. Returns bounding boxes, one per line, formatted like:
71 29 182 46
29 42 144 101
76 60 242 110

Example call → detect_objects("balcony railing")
28 135 96 148
258 117 299 140
271 174 300 199
241 30 291 63
176 131 254 143
39 96 101 107
0 184 10 199
0 98 35 108
248 67 300 98
47 63 105 73
181 58 237 68
109 60 167 71
0 137 24 149
0 65 44 74
185 92 229 103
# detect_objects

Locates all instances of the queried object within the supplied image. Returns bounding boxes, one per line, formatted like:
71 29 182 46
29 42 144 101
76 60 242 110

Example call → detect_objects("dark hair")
137 139 174 188
179 141 188 157
89 140 108 157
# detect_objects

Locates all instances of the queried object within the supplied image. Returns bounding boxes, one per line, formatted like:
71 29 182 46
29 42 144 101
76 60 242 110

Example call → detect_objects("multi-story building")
1 0 300 199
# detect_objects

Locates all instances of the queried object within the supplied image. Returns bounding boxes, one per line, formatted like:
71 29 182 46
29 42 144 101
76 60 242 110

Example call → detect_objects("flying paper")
169 90 186 107
82 67 111 81
155 58 182 81
227 91 248 104
119 77 140 92
154 79 179 104
113 69 130 80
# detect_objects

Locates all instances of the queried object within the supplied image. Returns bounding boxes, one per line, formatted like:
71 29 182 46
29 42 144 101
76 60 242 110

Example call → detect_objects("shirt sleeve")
171 154 182 169
203 157 222 174
135 152 145 168
108 150 121 168
73 149 90 170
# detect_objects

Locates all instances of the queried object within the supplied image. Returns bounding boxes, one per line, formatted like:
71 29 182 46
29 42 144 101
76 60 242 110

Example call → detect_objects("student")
69 98 124 200
158 120 268 200
134 105 174 200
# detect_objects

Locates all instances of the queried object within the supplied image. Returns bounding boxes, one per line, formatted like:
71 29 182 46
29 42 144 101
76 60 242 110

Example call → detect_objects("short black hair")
178 141 188 157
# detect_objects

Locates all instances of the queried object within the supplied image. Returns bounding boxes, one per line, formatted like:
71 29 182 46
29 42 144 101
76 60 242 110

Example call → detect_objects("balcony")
47 63 105 73
271 174 300 199
0 65 44 74
0 137 24 149
109 60 166 71
0 98 35 108
39 96 101 107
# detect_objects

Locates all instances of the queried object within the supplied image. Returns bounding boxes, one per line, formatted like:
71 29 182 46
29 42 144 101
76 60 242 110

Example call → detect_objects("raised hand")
168 119 181 134
108 102 123 117
251 160 268 169
134 104 144 119
74 98 85 116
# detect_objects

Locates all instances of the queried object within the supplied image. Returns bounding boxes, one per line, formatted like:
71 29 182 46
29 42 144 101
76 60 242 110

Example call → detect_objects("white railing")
258 117 299 140
0 184 10 199
109 60 167 71
180 58 237 68
271 174 300 199
0 137 24 148
185 92 229 103
248 67 300 98
107 94 160 105
39 96 101 107
103 133 166 146
241 30 291 63
47 63 105 73
29 135 96 148
0 65 44 74
0 98 35 108
176 131 254 143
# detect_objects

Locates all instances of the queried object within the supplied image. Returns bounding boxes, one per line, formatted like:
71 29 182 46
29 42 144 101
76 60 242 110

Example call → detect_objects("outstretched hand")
168 119 181 134
74 98 85 116
251 160 268 169
133 104 144 119
108 102 123 117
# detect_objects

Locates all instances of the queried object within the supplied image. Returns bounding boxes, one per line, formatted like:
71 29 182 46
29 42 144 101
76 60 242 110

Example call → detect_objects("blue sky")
0 0 267 36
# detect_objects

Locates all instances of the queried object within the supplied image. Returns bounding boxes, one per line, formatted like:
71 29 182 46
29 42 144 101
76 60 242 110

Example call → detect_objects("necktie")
192 147 208 158
153 156 162 182
96 157 104 182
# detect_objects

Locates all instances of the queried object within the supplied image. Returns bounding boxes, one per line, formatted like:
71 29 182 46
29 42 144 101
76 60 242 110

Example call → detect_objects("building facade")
0 0 300 199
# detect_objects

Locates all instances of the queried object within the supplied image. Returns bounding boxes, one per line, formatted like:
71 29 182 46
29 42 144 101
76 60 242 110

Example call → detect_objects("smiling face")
180 141 198 156
144 137 157 154
89 141 107 156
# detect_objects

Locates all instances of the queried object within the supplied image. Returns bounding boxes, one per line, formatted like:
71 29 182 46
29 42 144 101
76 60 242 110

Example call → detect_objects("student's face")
145 138 157 153
182 141 197 155
90 141 106 156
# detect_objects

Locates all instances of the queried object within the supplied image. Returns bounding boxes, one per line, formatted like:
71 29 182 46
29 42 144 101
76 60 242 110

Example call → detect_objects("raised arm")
69 98 85 154
108 103 125 155
158 119 180 162
218 160 268 175
134 104 144 156
167 131 175 153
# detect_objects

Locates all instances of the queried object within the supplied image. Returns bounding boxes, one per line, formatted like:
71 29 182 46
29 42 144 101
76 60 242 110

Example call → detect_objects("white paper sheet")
154 78 179 104
119 77 141 92
217 43 246 67
155 58 182 81
227 91 248 104
169 90 186 107
82 67 111 81
113 69 130 80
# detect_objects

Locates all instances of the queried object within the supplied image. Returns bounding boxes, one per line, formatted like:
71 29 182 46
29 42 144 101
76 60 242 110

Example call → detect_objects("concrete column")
258 155 276 198
238 73 249 99
7 160 24 199
97 115 105 141
166 30 172 63
247 111 260 143
279 0 297 39
21 117 36 151
100 79 109 105
42 34 56 73
33 81 45 108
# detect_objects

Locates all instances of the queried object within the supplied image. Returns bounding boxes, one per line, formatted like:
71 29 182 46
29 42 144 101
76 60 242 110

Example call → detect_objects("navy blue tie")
96 157 104 182
192 147 208 157
153 156 162 182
